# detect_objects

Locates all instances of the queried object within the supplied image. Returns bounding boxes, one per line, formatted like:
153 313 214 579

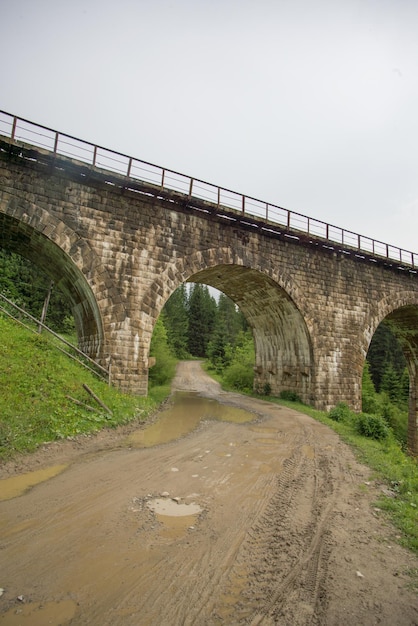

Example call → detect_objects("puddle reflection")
0 465 67 502
126 392 254 448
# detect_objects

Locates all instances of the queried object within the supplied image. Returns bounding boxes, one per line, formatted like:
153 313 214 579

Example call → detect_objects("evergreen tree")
0 249 74 333
187 283 217 357
380 363 402 402
217 293 242 345
367 321 406 391
362 361 378 413
400 367 410 403
207 317 229 372
163 284 189 358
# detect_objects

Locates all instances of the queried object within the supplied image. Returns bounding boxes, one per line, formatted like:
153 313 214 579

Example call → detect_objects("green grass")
0 316 167 461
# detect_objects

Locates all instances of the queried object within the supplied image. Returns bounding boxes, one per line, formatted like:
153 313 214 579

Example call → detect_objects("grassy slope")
0 316 167 461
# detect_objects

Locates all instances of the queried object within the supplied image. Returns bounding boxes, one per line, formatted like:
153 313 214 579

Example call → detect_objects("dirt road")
1 361 417 625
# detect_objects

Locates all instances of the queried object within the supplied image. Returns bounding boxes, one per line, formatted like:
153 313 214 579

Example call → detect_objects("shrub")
263 382 272 396
328 402 351 422
223 362 254 392
148 317 177 386
279 390 302 402
355 413 390 441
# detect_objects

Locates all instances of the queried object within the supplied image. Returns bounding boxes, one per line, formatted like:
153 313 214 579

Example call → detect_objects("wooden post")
38 281 54 334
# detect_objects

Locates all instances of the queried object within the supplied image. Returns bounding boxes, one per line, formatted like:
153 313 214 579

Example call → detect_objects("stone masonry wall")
1 147 418 453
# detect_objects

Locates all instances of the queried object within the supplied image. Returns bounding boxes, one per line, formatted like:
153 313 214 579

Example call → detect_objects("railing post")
307 216 310 234
188 178 193 199
265 202 269 222
242 195 245 214
127 157 133 179
357 234 361 250
217 187 221 208
53 132 59 154
326 223 329 240
386 243 389 259
11 116 17 140
287 210 291 230
93 145 97 166
161 168 165 189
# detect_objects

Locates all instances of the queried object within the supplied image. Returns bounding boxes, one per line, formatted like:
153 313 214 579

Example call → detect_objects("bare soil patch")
1 361 417 625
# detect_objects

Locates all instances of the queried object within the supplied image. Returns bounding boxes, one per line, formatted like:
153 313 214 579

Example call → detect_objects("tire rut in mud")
209 430 338 625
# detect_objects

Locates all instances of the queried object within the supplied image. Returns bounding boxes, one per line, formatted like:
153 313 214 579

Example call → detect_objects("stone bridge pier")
1 136 418 455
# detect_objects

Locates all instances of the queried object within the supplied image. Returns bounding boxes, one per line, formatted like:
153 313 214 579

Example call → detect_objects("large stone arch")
144 247 314 404
0 207 116 364
364 292 418 456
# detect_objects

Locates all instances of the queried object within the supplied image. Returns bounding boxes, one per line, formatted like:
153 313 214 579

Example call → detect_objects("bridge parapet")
1 110 416 271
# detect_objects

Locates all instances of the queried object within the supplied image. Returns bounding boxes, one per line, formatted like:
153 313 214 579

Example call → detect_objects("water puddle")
147 497 202 517
0 600 77 625
0 465 67 502
147 496 203 539
126 392 254 448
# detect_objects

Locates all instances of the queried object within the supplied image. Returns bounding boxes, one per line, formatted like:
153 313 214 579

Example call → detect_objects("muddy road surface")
1 361 417 625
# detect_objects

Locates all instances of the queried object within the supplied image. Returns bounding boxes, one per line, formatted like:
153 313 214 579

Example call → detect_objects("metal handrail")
0 292 110 382
0 110 416 269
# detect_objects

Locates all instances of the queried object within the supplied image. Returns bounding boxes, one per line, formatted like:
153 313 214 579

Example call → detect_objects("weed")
355 413 390 441
279 390 302 402
263 382 272 396
328 402 351 422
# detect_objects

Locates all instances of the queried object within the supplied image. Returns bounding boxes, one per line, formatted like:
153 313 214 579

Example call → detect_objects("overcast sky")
1 0 418 253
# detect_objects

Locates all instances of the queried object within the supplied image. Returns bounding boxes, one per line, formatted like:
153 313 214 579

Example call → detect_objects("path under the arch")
0 362 417 625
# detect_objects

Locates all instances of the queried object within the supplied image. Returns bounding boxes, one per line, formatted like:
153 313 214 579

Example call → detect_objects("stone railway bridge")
0 113 418 455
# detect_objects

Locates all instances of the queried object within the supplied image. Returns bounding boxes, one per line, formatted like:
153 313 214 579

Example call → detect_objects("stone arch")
0 207 120 363
145 247 314 404
364 291 418 352
364 291 418 456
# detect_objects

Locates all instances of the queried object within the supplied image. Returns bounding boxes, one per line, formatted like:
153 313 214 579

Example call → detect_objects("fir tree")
187 284 217 357
163 284 189 358
367 321 406 391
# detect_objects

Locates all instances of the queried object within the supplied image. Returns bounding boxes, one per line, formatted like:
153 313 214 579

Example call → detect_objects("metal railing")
0 110 416 270
0 292 110 383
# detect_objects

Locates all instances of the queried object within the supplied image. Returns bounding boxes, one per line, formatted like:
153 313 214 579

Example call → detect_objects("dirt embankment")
0 361 417 625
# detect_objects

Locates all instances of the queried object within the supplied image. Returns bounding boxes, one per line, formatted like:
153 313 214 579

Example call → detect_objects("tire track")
208 428 338 625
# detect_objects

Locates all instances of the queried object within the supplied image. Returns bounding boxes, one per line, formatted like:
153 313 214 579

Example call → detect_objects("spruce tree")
163 284 189 358
0 249 74 332
187 283 217 357
367 321 406 391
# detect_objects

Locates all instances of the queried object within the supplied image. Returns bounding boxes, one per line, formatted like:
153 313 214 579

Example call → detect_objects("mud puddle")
0 600 77 625
125 391 254 447
0 464 68 502
146 496 203 538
